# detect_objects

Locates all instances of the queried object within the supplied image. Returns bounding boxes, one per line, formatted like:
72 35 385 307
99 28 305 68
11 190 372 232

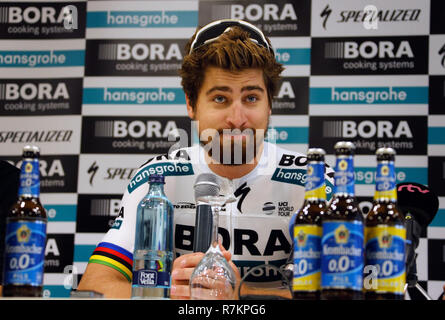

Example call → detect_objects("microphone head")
396 182 439 228
194 173 221 201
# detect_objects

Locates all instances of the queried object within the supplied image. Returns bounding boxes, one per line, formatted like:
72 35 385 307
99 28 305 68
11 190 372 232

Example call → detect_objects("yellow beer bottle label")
364 225 406 294
293 225 322 292
304 162 326 201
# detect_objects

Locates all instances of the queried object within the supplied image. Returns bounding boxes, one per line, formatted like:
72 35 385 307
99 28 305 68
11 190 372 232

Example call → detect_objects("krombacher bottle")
2 145 47 297
321 142 364 300
292 148 327 300
364 147 406 300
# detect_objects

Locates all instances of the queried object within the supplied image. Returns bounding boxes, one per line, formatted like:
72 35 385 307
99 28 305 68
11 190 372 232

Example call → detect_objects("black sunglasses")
189 19 273 55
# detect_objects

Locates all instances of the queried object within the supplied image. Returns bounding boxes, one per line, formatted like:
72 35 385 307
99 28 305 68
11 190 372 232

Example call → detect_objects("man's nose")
225 100 248 129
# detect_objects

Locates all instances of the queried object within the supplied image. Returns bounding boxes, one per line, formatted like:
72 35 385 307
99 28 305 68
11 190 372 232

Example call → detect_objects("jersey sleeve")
85 149 193 282
87 179 148 282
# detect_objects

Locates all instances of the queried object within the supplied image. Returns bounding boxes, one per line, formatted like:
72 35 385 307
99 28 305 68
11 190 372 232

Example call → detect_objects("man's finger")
172 267 196 282
170 284 191 299
216 241 241 281
174 252 205 268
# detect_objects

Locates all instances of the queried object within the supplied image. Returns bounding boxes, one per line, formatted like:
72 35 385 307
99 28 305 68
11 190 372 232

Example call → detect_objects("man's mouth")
221 132 251 143
218 128 255 140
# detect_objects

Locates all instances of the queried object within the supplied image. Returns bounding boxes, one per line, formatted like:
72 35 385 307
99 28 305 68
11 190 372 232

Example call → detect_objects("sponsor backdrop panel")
198 0 311 37
311 36 429 75
81 76 187 116
309 116 427 155
77 154 155 194
309 75 428 115
85 0 198 39
0 1 87 40
0 0 443 298
311 0 430 37
0 78 83 115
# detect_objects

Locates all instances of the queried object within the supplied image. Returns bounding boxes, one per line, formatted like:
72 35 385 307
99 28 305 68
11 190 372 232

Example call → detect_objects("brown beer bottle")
292 148 327 300
364 147 406 300
2 145 47 297
321 141 364 300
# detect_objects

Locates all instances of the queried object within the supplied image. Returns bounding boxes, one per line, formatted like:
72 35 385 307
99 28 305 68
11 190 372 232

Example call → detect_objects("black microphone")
397 182 439 229
192 173 220 253
397 182 439 268
396 182 439 300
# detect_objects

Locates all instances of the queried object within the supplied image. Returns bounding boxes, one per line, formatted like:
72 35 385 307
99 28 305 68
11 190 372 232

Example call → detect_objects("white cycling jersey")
89 142 334 284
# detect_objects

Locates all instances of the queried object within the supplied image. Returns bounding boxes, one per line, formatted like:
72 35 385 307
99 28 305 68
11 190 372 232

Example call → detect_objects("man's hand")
170 243 240 299
171 251 205 299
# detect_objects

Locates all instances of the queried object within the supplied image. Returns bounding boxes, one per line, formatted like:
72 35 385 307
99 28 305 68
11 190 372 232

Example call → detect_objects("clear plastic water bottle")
131 174 174 299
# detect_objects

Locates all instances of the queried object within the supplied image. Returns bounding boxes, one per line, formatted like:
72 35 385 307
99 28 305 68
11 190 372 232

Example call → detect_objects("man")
77 19 334 299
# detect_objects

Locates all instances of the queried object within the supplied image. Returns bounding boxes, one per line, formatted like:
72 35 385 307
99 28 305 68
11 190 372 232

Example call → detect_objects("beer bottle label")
374 162 397 201
293 225 322 292
18 159 40 198
4 221 47 286
321 221 364 291
305 162 326 200
364 225 406 295
334 156 354 195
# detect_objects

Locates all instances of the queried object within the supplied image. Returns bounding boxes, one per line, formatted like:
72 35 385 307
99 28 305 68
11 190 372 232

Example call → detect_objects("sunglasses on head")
189 19 273 55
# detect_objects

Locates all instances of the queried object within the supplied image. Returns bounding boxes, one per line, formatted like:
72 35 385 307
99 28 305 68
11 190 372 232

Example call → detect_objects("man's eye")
214 96 226 103
246 95 258 103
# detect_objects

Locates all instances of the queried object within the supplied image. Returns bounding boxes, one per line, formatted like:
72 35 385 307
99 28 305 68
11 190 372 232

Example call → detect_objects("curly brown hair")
179 26 284 110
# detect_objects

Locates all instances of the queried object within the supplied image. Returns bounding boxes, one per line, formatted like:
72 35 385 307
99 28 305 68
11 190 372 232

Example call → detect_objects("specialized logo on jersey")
234 182 251 214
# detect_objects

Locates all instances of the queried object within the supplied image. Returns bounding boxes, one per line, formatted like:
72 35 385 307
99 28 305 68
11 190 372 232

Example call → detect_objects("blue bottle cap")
148 174 165 184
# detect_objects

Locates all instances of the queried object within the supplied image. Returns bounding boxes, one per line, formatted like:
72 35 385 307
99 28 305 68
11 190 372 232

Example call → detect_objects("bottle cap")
22 145 40 158
376 147 396 161
334 141 355 155
148 174 165 184
307 148 325 161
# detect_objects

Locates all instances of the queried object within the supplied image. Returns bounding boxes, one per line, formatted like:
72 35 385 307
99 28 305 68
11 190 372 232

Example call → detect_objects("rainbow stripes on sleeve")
89 242 133 282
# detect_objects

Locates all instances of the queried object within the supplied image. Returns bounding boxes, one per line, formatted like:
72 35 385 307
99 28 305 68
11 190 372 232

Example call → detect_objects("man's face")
187 66 271 165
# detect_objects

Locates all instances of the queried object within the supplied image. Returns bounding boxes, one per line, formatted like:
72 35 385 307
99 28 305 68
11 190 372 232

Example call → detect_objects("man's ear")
185 94 195 119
